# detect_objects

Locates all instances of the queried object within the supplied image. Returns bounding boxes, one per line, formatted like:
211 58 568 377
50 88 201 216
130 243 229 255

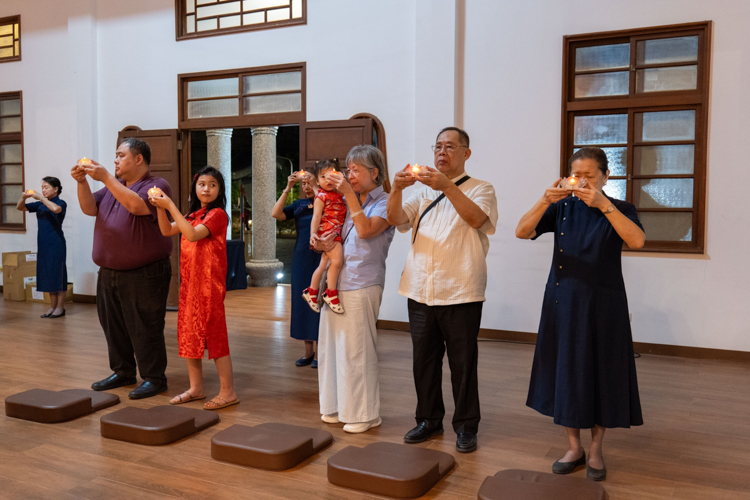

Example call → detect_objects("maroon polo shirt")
92 172 173 270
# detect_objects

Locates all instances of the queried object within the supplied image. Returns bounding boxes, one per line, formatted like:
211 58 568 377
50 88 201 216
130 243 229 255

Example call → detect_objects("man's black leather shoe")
128 381 168 400
404 422 444 443
456 432 477 453
91 373 137 391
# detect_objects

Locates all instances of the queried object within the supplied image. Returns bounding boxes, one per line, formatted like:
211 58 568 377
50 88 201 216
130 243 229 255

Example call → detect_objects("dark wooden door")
117 127 181 309
299 118 374 168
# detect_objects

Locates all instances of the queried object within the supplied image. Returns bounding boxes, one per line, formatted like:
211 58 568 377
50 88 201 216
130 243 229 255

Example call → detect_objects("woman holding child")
313 145 395 434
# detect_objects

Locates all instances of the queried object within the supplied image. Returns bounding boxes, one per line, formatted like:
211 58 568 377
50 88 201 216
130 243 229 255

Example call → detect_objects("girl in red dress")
149 166 238 410
302 159 347 314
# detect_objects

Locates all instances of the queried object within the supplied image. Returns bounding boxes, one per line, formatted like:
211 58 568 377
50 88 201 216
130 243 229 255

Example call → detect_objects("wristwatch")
602 204 615 214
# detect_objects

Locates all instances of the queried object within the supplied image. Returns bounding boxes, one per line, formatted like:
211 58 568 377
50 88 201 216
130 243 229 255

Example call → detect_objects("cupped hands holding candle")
148 187 171 209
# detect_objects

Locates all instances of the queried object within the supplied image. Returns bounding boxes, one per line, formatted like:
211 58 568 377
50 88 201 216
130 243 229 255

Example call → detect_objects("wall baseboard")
72 294 96 304
376 320 750 362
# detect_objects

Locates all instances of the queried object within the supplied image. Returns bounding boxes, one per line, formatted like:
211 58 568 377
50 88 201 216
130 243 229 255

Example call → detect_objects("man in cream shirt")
387 127 498 453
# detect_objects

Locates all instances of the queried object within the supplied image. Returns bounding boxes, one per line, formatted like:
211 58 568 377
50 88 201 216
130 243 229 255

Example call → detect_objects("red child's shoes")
302 287 320 313
322 289 344 315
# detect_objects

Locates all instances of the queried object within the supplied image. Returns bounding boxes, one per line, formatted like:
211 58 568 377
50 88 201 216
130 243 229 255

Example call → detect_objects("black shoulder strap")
412 175 471 244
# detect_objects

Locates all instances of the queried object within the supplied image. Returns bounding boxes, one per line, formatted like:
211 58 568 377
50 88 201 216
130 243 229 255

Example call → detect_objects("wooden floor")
2 288 750 500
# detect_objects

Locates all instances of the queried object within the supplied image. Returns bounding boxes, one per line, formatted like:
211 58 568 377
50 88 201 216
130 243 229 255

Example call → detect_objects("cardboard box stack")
25 281 74 303
2 251 37 301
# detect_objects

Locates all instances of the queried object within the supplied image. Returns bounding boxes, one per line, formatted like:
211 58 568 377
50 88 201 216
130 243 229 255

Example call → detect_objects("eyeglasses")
347 167 370 177
431 144 467 153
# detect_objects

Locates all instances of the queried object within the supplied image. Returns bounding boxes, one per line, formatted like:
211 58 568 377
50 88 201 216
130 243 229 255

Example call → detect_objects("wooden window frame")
0 15 21 63
175 0 306 41
561 21 712 254
0 91 25 231
178 62 306 130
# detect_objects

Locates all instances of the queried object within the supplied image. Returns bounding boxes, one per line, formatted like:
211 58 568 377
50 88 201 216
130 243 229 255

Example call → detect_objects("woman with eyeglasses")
272 167 322 368
515 146 645 481
311 145 395 434
16 177 68 318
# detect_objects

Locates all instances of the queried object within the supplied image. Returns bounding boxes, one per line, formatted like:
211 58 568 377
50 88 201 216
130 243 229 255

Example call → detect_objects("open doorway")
189 125 300 285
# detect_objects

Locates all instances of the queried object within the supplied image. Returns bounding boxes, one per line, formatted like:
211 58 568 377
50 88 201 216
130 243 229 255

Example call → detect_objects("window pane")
637 110 695 142
0 117 21 132
187 14 196 33
14 41 18 56
2 185 22 202
197 0 217 5
575 43 629 72
574 72 629 98
637 65 697 93
187 0 196 14
573 114 627 145
637 36 698 65
243 72 301 94
244 0 289 10
639 212 692 241
243 93 301 114
0 36 12 47
0 25 12 36
197 1 241 18
573 146 627 176
187 98 238 118
197 18 218 31
1 144 22 163
0 99 21 116
243 12 265 24
291 0 302 18
1 165 23 183
3 206 23 224
634 179 693 209
188 77 238 99
634 145 694 175
220 15 242 28
266 7 291 21
0 47 12 58
602 179 626 200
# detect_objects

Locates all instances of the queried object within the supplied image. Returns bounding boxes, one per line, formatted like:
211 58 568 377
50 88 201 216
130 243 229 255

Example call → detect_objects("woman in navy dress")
272 169 322 367
516 147 645 481
16 176 68 318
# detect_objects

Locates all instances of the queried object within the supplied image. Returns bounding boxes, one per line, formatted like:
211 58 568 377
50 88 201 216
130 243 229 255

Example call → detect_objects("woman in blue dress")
515 147 645 482
16 176 68 318
272 169 322 367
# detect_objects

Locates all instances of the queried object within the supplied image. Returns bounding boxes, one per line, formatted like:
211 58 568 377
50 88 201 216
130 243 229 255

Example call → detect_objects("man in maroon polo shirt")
72 137 172 399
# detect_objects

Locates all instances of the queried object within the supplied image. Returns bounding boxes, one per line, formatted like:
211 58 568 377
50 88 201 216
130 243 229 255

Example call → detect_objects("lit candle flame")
412 163 421 174
79 157 92 166
26 189 35 195
568 176 579 186
148 186 159 196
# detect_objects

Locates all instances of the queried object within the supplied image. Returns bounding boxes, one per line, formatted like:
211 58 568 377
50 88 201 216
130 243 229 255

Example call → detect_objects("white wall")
2 0 748 352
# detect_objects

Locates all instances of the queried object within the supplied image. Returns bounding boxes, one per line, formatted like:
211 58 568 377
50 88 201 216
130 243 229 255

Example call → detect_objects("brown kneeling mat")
328 442 455 498
212 423 333 470
5 389 120 423
478 469 607 500
101 405 219 445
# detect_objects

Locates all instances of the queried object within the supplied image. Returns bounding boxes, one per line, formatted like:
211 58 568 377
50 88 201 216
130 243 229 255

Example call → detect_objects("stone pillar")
206 128 233 239
246 126 283 287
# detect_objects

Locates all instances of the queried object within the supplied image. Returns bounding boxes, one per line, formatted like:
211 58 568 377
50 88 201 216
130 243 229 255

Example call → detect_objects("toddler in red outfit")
303 159 346 314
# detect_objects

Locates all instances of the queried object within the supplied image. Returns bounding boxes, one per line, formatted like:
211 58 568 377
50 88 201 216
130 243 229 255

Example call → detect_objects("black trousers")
97 259 171 385
408 299 483 434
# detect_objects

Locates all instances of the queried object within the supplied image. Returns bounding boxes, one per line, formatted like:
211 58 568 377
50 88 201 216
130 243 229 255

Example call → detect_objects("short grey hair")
346 145 387 187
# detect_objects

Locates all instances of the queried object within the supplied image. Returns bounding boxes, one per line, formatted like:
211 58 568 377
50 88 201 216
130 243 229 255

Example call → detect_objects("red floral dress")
316 189 347 243
178 207 229 359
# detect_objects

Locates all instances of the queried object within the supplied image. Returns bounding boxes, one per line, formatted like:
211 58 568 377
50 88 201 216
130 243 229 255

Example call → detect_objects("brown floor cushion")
5 388 120 423
478 469 608 500
328 442 455 498
211 423 333 470
100 405 219 445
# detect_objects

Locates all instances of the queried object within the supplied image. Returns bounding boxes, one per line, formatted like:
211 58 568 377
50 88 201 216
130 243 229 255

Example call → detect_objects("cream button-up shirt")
397 174 498 306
